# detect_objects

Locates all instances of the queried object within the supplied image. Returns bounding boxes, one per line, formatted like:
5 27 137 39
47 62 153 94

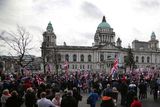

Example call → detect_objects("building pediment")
94 43 120 50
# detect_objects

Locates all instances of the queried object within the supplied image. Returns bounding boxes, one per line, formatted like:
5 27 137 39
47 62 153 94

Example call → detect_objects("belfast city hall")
41 16 160 73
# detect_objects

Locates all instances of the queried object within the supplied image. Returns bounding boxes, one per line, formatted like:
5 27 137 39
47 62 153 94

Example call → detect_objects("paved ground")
79 92 160 107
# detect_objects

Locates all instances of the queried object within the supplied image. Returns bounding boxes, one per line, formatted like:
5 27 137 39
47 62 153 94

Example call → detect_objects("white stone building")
41 16 160 74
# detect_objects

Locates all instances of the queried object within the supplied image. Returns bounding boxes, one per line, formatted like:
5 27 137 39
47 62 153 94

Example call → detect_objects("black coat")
6 96 23 107
25 92 36 107
61 95 77 107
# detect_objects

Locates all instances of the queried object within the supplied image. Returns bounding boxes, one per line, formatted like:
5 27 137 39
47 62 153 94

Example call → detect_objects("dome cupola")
151 32 156 40
97 16 111 29
47 22 53 32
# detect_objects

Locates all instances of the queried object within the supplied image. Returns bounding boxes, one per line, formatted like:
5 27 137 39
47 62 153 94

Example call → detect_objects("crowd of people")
0 70 159 107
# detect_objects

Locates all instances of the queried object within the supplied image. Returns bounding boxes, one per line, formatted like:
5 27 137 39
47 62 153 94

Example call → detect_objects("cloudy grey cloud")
28 25 43 34
81 1 103 19
32 0 72 13
67 32 94 46
78 32 93 40
140 0 160 8
0 0 8 10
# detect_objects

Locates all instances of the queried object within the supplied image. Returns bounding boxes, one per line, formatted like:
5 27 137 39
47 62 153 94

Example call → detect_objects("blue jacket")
88 92 99 104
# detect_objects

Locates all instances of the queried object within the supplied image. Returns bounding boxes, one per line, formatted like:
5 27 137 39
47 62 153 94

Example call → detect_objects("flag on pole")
110 55 118 76
63 60 69 72
63 60 69 80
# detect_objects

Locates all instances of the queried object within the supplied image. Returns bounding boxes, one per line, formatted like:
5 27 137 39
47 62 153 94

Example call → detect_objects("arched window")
73 54 77 62
57 54 61 62
81 54 84 62
147 56 150 63
124 56 127 62
136 56 139 63
88 55 92 62
46 56 50 62
65 54 69 61
100 54 104 62
141 56 144 63
80 65 82 69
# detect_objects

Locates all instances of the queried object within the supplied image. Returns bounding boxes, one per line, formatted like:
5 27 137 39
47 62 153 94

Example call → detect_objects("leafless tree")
0 25 34 72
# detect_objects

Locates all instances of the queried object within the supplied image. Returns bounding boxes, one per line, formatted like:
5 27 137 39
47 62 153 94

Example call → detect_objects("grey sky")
0 0 160 56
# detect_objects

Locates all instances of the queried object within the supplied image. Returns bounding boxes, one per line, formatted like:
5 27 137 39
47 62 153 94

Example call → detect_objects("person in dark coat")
120 80 128 106
126 88 136 107
72 87 82 107
6 91 23 107
61 90 77 107
25 87 37 107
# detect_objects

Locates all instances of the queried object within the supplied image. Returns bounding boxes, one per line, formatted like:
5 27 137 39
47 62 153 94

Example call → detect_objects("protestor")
129 81 137 95
138 80 147 100
130 96 142 107
62 89 68 99
112 87 118 106
126 88 136 107
46 88 54 101
101 96 115 107
24 87 37 107
37 83 46 99
153 79 159 100
6 91 23 107
1 89 11 107
102 84 112 96
52 92 62 107
119 80 128 106
37 92 55 107
61 90 77 107
87 88 99 107
72 87 82 107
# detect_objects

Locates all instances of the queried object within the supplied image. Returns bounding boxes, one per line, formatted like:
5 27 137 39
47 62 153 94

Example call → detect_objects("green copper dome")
47 21 53 32
98 16 110 28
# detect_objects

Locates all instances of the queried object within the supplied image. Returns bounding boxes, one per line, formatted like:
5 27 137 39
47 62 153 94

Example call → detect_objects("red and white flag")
63 60 69 80
35 75 44 85
63 60 69 72
110 55 118 75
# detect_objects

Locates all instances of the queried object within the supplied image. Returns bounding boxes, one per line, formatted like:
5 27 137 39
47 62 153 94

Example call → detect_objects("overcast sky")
0 0 160 57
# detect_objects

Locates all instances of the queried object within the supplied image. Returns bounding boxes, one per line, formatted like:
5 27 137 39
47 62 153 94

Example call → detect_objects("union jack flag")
63 60 69 80
110 55 118 76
